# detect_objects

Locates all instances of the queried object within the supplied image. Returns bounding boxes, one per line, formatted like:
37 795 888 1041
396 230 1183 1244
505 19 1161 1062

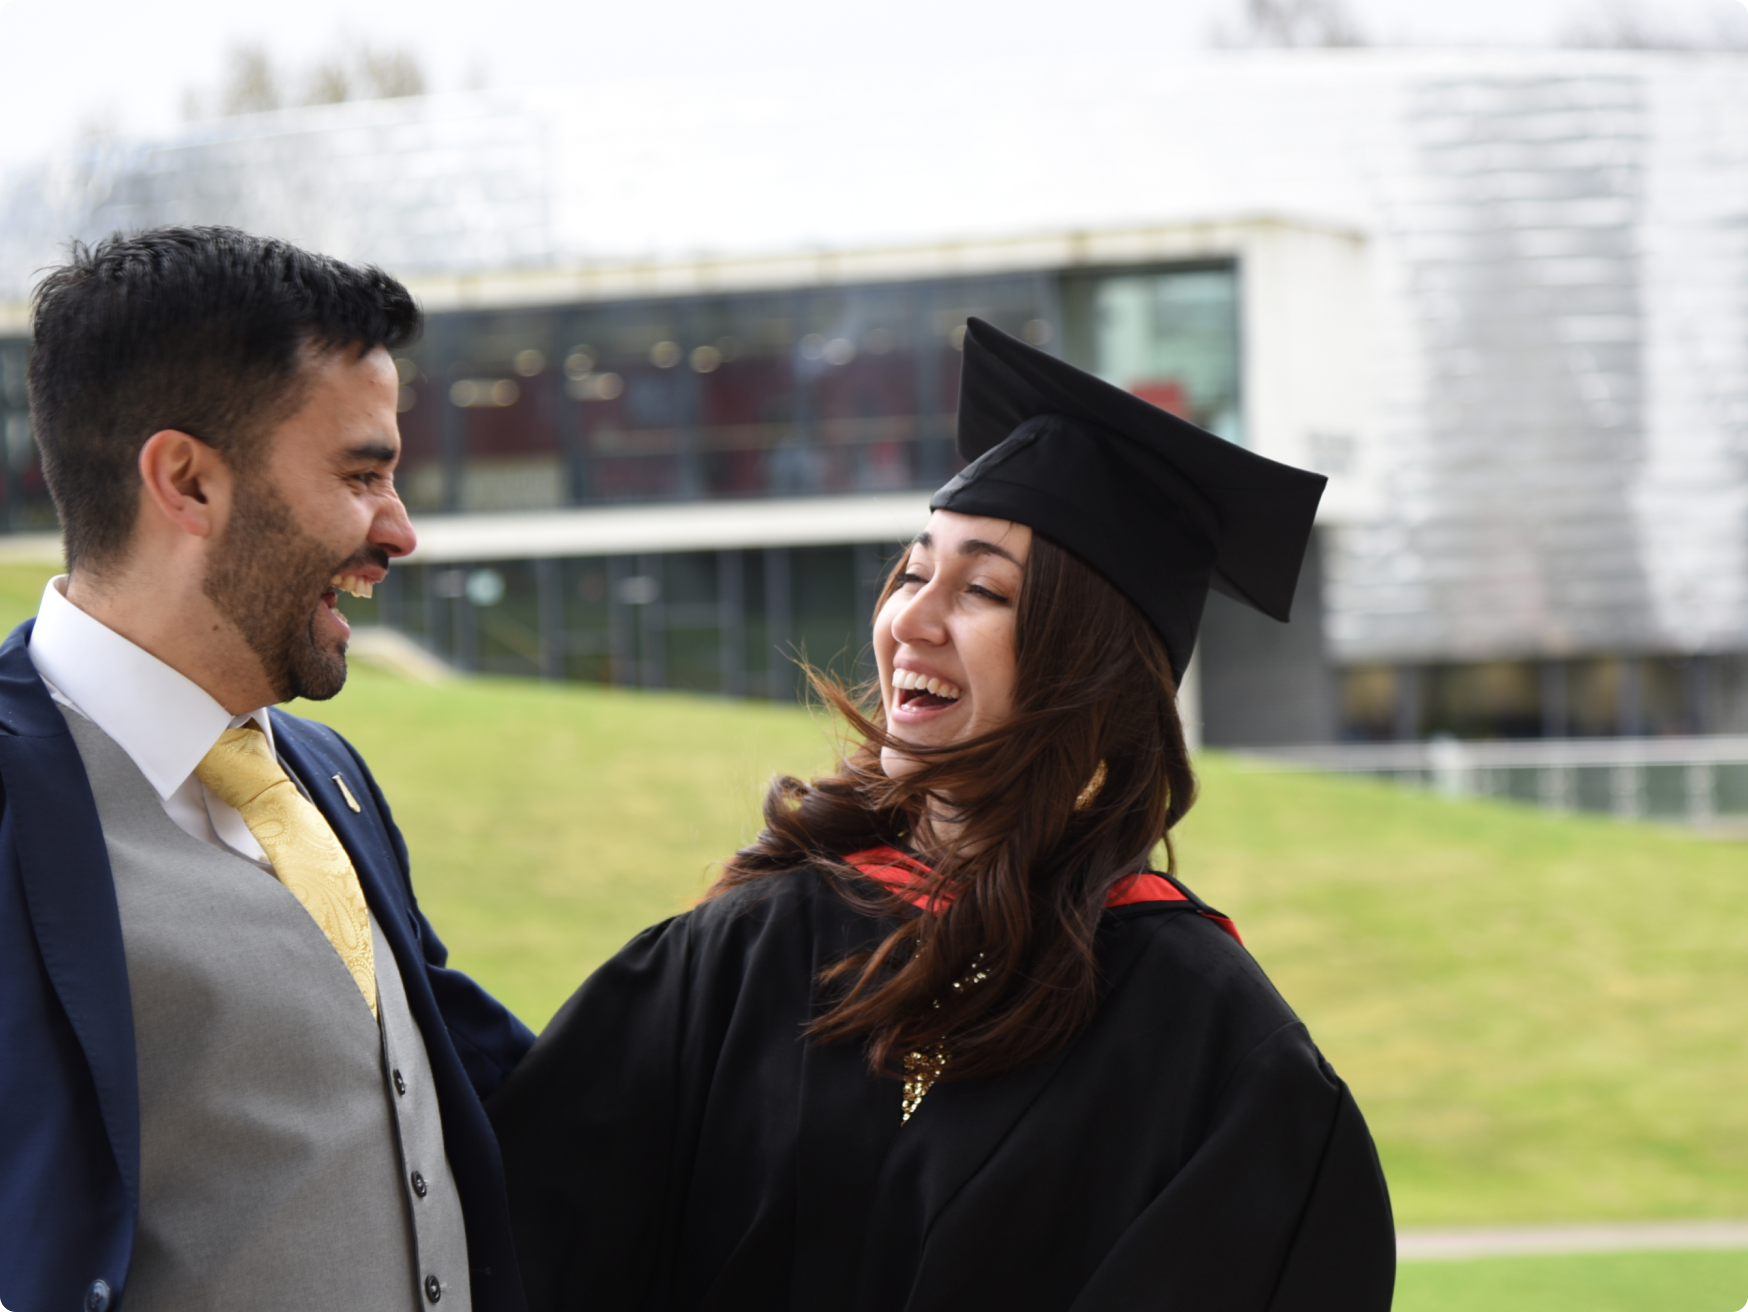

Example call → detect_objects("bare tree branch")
217 45 282 117
304 59 353 107
360 48 426 100
1557 0 1748 51
1210 0 1369 49
183 41 430 121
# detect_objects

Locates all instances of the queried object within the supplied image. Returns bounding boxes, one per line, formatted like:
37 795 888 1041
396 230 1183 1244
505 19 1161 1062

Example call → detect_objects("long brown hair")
708 532 1198 1081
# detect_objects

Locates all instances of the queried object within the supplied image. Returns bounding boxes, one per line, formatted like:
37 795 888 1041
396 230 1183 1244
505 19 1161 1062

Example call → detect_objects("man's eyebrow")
958 538 1023 565
341 441 398 464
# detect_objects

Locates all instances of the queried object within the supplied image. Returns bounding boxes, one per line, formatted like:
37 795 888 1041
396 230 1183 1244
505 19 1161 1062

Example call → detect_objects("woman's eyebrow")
910 531 1022 565
958 538 1023 565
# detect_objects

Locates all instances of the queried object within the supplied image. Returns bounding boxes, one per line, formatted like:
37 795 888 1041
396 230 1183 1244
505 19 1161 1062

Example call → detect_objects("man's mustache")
330 547 392 577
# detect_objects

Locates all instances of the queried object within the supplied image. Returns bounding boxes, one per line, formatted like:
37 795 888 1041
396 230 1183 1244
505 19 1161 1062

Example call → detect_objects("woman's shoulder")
1097 878 1301 1042
540 866 866 1045
686 862 839 919
668 862 890 956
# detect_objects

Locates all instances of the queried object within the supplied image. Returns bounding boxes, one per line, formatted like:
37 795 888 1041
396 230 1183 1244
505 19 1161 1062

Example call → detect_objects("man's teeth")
892 668 963 701
330 574 375 599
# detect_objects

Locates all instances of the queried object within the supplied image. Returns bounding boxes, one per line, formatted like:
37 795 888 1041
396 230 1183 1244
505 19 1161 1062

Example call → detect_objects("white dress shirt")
29 577 273 865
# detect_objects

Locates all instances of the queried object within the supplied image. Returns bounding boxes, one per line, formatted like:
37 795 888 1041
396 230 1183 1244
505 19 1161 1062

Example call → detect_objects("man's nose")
372 492 417 559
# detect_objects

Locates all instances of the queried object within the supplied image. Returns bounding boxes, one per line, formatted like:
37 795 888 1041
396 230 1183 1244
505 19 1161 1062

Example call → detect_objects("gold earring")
1074 760 1108 811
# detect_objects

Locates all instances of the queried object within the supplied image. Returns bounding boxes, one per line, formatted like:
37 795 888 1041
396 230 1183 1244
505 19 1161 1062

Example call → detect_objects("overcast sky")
0 0 1743 171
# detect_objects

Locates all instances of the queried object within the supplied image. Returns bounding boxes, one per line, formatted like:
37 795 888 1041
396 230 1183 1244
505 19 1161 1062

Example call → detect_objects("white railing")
1234 736 1748 824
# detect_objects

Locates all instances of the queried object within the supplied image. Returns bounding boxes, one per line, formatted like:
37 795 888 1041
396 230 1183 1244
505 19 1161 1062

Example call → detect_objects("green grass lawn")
1396 1250 1748 1312
1175 761 1748 1229
8 562 1748 1301
287 664 1748 1231
0 562 56 631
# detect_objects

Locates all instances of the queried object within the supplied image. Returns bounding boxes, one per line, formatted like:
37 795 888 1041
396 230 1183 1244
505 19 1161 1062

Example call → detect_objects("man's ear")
137 429 234 541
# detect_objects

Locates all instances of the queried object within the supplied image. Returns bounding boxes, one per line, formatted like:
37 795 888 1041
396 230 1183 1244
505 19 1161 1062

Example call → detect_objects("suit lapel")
0 622 142 1219
274 712 533 1312
269 713 464 1094
270 713 417 968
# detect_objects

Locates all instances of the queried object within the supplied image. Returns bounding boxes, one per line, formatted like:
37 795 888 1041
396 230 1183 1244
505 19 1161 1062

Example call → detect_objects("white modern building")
3 48 1746 747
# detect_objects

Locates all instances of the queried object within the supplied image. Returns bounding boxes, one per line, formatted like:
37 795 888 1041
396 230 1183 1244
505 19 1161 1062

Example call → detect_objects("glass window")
0 338 55 530
1423 661 1543 740
413 272 1055 509
1340 665 1398 741
1567 659 1622 737
1064 265 1242 445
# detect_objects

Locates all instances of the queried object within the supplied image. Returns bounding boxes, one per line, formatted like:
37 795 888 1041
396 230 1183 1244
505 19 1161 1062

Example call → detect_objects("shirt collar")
28 576 275 800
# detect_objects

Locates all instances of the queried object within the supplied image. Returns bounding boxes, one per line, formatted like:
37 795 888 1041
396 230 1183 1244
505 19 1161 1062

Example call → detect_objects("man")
0 228 534 1312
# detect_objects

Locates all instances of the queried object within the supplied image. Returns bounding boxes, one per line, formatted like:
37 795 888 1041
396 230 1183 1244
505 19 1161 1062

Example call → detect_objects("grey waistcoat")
63 709 471 1312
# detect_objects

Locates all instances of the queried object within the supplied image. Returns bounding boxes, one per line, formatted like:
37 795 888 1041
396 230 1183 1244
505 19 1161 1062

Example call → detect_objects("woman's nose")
889 582 947 646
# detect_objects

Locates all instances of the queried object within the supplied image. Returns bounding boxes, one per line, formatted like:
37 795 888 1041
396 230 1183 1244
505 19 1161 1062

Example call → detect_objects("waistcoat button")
425 1274 443 1302
394 1068 407 1095
411 1170 428 1197
86 1279 113 1311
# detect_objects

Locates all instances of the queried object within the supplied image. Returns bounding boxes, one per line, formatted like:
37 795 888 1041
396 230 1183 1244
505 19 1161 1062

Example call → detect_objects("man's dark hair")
27 226 421 571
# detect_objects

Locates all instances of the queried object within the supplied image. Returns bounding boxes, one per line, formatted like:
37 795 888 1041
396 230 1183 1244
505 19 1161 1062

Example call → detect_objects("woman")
488 320 1395 1312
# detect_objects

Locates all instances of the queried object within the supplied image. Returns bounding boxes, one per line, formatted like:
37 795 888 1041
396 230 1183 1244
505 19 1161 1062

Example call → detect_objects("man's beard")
202 475 364 703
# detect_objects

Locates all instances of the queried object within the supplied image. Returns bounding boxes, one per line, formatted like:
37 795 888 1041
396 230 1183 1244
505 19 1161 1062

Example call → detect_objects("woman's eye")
969 584 1011 603
898 571 926 586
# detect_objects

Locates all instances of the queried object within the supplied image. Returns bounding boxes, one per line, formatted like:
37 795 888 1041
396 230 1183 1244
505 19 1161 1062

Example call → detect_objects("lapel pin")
332 774 363 813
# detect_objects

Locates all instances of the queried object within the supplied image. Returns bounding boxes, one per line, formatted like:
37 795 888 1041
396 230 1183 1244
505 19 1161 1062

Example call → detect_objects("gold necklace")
900 953 989 1123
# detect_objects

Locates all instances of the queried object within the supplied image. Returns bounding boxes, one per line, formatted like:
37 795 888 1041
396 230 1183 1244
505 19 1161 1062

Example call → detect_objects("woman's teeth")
892 668 962 701
331 574 375 599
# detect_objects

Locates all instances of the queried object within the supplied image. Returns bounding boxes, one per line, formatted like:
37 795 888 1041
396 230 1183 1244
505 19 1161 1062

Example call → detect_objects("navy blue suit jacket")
0 621 536 1312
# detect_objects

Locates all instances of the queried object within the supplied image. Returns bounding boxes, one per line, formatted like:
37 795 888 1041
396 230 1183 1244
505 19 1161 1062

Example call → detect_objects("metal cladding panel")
1 53 1746 664
1323 60 1748 663
1325 70 1659 663
1635 69 1748 657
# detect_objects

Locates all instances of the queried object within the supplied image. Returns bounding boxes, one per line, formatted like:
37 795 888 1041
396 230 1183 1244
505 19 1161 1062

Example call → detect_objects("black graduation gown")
487 868 1395 1312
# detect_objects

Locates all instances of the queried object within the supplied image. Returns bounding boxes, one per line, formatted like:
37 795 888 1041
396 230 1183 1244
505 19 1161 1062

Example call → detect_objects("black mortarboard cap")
929 318 1327 683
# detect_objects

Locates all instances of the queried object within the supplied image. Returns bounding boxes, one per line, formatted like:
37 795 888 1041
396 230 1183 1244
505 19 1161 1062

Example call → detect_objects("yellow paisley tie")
196 723 378 1018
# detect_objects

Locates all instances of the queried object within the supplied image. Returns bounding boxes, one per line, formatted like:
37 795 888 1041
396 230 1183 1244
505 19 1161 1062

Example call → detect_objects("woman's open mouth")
893 668 964 712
